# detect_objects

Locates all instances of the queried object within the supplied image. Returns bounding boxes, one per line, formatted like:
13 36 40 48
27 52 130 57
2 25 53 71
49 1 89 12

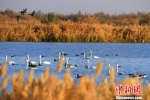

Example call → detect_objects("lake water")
0 42 150 90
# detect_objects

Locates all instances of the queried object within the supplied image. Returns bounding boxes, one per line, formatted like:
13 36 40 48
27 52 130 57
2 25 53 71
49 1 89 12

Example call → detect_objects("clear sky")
0 0 150 15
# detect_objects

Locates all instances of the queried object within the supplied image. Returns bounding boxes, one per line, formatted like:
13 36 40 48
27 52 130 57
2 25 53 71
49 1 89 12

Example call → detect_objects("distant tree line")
0 9 150 26
0 9 150 42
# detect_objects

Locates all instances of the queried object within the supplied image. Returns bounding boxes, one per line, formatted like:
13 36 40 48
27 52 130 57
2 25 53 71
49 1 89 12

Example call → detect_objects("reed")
57 58 64 72
0 61 7 76
95 61 103 77
0 61 149 100
27 69 34 85
0 14 150 42
1 75 10 89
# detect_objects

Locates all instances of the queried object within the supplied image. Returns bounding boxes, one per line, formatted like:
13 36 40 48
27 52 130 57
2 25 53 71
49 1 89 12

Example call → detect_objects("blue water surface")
0 42 150 90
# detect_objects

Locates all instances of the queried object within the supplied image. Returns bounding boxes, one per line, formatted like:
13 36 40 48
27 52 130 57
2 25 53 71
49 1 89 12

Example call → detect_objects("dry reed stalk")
61 69 75 100
27 69 34 85
110 67 115 83
109 67 116 96
1 75 10 89
0 61 7 76
96 81 110 100
78 75 88 95
32 78 39 87
44 67 49 82
103 77 108 85
86 76 97 100
13 70 25 94
0 59 150 99
40 73 45 84
33 85 39 98
21 84 30 98
57 58 64 72
86 76 95 91
57 87 65 100
17 70 24 83
64 69 71 82
48 72 57 90
143 83 150 99
63 69 74 89
11 73 18 87
95 61 103 77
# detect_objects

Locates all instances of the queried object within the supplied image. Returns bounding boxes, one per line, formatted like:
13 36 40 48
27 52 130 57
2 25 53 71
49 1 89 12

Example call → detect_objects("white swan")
39 55 51 66
107 64 124 75
54 53 61 62
43 61 51 65
92 66 97 69
90 51 99 59
81 52 91 59
106 64 111 75
116 64 124 75
65 57 76 68
27 55 37 64
81 52 86 59
93 56 100 59
85 59 90 69
5 55 17 65
89 51 93 59
84 59 96 69
26 60 37 70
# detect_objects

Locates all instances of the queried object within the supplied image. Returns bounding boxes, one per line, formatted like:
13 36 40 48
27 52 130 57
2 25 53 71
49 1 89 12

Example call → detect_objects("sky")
0 0 150 15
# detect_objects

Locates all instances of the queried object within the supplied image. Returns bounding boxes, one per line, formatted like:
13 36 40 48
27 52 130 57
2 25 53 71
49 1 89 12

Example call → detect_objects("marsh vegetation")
0 60 149 100
0 9 150 42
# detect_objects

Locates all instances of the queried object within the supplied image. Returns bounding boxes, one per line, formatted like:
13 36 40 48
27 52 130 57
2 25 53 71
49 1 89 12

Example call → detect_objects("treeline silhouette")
0 9 150 42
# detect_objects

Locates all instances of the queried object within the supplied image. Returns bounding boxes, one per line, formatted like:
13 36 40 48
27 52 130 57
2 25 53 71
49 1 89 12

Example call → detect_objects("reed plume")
0 61 149 100
109 67 115 83
44 67 49 82
95 61 103 77
27 69 34 85
77 75 88 95
18 69 24 80
57 58 64 72
11 73 18 87
0 61 7 76
21 84 30 98
1 75 10 89
40 73 45 84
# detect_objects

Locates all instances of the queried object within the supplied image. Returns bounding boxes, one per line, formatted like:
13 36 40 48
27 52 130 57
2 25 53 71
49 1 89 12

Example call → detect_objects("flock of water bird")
16 8 35 21
2 50 147 79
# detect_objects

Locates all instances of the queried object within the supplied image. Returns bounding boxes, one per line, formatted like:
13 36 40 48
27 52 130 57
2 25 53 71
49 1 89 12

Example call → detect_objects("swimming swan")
5 55 17 65
64 57 76 68
89 51 99 59
26 59 38 70
39 55 51 66
116 64 124 75
85 59 90 69
26 55 37 65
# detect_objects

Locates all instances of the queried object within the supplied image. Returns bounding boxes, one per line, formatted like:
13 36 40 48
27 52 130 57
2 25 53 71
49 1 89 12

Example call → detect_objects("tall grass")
0 61 149 100
0 14 150 42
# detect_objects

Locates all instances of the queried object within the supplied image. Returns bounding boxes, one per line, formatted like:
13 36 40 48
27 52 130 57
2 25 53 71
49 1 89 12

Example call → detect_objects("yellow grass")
0 14 150 42
95 61 103 77
57 58 64 72
0 61 7 76
1 75 10 89
0 61 149 100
